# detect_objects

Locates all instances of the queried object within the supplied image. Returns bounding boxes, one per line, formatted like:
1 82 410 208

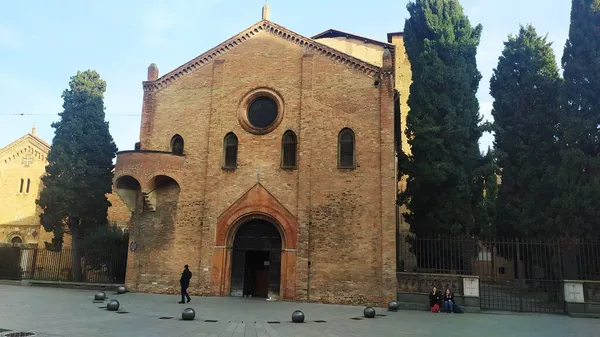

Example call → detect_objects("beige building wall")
315 37 385 66
387 33 412 231
0 127 51 245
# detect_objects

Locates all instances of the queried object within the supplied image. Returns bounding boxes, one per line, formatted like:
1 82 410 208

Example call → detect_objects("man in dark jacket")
179 265 192 304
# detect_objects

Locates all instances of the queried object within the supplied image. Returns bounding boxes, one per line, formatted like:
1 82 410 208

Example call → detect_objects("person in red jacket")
429 287 442 312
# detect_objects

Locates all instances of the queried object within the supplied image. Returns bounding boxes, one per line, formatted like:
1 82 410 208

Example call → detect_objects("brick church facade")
114 6 410 306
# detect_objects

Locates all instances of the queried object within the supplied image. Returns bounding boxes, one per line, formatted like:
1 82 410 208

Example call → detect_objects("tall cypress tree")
490 25 562 238
552 0 600 237
399 0 485 237
36 70 118 281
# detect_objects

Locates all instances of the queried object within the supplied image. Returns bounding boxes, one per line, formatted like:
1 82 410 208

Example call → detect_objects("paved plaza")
0 285 598 337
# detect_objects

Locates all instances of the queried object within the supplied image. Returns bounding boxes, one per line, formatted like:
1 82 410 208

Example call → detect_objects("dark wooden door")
254 268 269 298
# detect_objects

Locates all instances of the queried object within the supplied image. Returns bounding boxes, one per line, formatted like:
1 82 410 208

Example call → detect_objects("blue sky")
0 0 571 153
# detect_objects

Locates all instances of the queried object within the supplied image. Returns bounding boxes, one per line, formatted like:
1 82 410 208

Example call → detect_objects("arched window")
281 130 297 169
223 133 238 169
171 135 184 155
19 179 24 193
26 178 30 193
338 128 356 169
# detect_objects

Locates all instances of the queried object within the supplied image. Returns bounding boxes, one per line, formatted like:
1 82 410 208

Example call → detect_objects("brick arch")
211 183 297 299
6 232 24 244
114 172 144 189
146 174 182 191
225 212 286 248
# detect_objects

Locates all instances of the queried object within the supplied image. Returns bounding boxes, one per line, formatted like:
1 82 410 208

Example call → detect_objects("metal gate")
478 238 590 314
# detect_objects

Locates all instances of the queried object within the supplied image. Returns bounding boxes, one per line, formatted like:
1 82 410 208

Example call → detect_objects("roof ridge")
144 20 387 92
312 28 394 47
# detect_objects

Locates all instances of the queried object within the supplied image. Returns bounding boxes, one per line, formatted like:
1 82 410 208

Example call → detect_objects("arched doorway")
10 236 22 246
230 219 282 298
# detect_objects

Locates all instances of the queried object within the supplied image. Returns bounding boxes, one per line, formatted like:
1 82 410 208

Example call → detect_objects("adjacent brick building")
115 6 410 306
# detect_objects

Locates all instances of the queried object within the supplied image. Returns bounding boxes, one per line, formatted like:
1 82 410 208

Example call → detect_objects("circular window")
248 97 278 129
238 88 285 135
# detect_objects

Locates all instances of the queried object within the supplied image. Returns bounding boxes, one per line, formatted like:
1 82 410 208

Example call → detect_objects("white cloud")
0 25 23 49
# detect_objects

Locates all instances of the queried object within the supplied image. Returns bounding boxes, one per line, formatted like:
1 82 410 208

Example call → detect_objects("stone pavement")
0 285 598 337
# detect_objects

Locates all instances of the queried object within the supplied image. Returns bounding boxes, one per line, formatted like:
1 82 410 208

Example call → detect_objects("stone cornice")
143 20 387 93
0 133 50 159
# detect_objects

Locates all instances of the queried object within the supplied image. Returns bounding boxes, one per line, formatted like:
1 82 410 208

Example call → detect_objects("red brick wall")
117 25 396 305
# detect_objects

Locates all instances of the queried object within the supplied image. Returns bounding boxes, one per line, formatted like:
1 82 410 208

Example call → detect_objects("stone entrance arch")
211 183 297 300
229 216 282 298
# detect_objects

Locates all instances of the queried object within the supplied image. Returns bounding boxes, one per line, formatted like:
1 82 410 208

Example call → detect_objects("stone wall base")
565 302 600 319
397 292 481 313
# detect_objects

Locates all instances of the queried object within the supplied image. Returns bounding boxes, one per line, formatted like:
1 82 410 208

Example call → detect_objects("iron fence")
397 231 600 313
398 232 600 280
0 245 127 284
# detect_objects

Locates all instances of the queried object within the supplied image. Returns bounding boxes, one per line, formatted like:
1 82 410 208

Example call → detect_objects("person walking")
179 265 192 304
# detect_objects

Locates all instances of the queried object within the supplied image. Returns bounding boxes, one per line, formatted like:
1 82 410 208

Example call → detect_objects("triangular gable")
144 20 384 93
215 182 298 249
0 132 50 160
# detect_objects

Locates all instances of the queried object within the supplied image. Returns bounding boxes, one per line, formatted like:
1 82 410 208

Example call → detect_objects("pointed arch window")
223 133 238 169
19 179 24 193
281 130 298 169
26 179 31 193
171 135 184 155
338 128 356 169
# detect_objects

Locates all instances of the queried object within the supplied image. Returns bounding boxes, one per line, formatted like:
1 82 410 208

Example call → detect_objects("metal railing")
0 245 127 284
398 232 600 280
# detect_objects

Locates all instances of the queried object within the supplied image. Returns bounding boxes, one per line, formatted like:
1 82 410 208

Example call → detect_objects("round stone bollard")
182 308 196 321
388 301 399 312
117 286 126 294
363 306 376 318
107 300 120 311
291 310 305 323
94 292 106 301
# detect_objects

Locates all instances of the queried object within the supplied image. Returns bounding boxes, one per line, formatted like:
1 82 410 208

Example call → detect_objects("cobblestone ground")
0 285 598 337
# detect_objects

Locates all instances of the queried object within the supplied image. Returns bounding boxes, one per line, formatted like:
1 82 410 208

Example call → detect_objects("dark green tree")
82 224 129 283
552 0 600 238
490 25 562 238
36 70 118 281
399 0 486 237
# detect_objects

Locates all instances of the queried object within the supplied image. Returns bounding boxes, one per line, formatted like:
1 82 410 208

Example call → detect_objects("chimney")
147 63 159 81
382 48 393 69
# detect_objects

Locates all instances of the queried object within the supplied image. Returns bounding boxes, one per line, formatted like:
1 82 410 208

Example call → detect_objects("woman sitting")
443 288 455 313
428 287 442 312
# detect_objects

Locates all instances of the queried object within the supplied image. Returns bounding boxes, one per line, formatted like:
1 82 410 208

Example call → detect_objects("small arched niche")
115 176 142 213
10 236 23 246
